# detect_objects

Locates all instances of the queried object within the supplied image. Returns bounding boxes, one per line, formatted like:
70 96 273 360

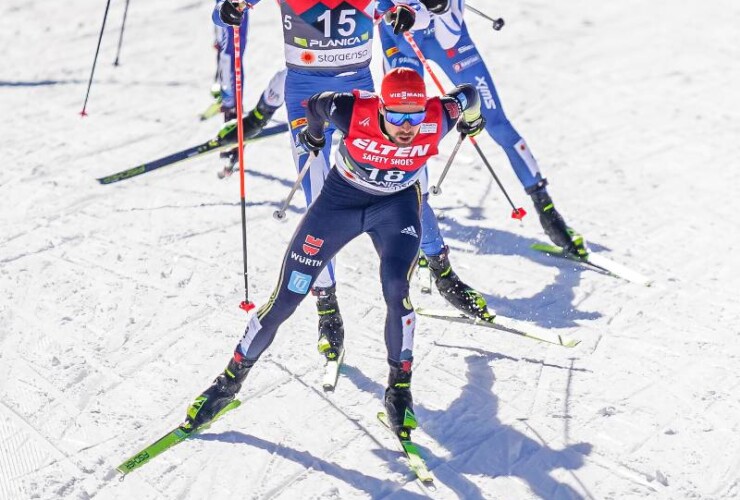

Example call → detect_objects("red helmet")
380 68 427 107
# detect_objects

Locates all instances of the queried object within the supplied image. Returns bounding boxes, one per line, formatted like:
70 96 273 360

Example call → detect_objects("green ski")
531 242 652 286
116 399 241 476
377 411 435 486
416 307 580 348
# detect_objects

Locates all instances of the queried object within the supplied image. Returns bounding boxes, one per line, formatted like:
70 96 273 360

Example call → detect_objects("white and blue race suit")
213 0 432 287
213 2 248 111
378 0 546 255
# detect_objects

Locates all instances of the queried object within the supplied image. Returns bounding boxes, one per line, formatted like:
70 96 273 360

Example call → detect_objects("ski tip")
557 335 581 348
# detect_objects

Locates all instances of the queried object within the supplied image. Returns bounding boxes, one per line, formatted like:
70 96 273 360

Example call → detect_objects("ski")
377 411 435 486
199 83 223 121
199 99 223 121
531 242 652 286
416 307 580 348
115 399 241 476
322 347 345 392
97 123 288 185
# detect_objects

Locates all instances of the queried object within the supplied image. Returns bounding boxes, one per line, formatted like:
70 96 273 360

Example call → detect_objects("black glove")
456 114 486 137
384 5 416 34
219 1 245 27
420 0 450 14
297 127 326 154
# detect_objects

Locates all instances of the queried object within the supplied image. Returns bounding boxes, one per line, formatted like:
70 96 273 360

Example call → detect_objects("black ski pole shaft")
113 0 131 66
469 139 525 219
80 0 113 116
402 31 525 219
466 3 505 30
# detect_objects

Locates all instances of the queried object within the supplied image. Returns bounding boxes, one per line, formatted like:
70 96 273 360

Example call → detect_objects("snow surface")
1 0 740 498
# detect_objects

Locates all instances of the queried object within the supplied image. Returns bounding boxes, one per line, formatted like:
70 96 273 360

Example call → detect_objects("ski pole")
113 0 131 66
430 133 465 195
232 24 255 312
80 0 113 116
402 32 526 220
273 152 320 221
466 3 505 31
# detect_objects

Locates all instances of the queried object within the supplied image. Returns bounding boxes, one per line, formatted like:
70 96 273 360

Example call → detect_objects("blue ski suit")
378 0 546 254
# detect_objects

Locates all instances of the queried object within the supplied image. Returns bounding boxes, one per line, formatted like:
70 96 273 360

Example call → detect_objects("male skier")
183 68 485 438
213 0 485 370
379 0 588 262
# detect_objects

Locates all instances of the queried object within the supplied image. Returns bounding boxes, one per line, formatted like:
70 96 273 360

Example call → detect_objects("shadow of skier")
424 214 603 329
343 354 593 500
195 431 428 499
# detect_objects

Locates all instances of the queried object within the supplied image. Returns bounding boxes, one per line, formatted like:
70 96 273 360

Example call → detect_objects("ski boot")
417 252 433 294
384 362 417 439
242 96 277 140
199 83 223 121
313 285 345 361
427 246 494 321
182 354 253 433
528 182 588 258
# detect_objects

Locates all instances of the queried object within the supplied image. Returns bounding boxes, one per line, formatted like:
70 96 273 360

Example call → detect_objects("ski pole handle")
430 133 465 195
273 152 319 220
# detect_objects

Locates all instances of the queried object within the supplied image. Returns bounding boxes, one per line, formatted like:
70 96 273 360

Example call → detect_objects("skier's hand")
297 128 326 154
457 113 486 137
219 1 247 26
420 0 450 14
384 5 416 34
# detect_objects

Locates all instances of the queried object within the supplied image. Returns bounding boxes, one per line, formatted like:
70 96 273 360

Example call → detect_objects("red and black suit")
234 84 479 371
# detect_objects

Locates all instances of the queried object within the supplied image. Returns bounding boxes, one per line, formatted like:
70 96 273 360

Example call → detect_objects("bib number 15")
316 9 356 37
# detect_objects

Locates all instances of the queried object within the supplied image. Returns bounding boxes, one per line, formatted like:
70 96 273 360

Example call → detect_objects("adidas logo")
401 226 418 238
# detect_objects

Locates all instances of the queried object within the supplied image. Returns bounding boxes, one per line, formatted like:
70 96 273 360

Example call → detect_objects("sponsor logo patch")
452 55 482 73
287 270 312 295
300 51 316 64
290 117 308 129
444 101 461 120
475 76 496 110
419 123 437 134
359 117 371 127
401 225 418 238
290 251 323 267
302 235 324 256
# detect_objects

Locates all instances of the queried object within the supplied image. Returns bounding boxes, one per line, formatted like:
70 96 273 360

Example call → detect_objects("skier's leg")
242 68 287 139
366 184 422 437
430 26 587 255
284 69 374 357
185 170 364 430
427 25 543 189
216 10 249 121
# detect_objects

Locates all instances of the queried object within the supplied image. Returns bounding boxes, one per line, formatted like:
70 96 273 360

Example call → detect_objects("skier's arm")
305 92 356 138
377 0 432 31
440 84 483 136
213 1 261 27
